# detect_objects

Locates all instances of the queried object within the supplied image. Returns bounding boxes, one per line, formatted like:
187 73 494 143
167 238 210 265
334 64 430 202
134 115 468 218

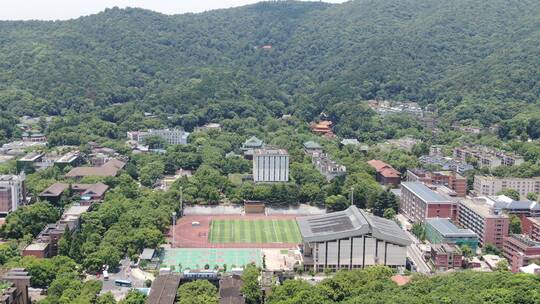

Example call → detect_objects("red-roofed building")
367 160 401 186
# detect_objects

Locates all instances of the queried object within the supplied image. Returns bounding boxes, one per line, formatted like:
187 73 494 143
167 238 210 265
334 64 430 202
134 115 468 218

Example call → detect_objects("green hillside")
0 0 539 140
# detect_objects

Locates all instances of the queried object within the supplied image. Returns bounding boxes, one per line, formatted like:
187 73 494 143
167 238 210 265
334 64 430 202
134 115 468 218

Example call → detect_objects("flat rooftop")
253 148 288 156
24 242 48 251
296 206 411 246
460 197 508 218
401 182 452 203
426 218 477 238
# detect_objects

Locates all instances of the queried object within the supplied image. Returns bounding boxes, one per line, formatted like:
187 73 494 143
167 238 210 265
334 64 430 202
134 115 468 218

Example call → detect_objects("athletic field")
209 219 302 244
162 248 261 271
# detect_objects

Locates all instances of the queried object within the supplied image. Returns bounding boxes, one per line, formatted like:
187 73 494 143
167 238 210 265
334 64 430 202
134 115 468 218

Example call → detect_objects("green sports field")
209 219 302 244
162 248 261 270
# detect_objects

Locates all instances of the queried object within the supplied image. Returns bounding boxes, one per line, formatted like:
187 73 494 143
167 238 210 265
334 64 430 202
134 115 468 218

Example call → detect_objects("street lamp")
172 212 177 246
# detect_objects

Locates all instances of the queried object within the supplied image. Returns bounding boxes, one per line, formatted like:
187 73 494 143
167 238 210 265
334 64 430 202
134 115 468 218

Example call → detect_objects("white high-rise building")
127 128 189 145
253 148 289 182
0 173 26 215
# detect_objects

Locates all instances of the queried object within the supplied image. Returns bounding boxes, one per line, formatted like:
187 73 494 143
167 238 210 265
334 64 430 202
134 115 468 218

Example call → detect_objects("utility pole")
172 211 177 246
350 187 354 206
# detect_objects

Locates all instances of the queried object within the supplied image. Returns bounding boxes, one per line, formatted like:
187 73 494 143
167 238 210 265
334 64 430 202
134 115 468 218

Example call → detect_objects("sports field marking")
209 219 301 244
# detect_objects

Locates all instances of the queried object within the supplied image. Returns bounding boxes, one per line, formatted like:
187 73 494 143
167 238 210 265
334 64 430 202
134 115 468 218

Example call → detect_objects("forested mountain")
0 0 539 134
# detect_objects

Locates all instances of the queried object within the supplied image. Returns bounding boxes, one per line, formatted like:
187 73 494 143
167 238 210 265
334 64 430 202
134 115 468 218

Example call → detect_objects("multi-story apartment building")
453 146 524 169
458 197 510 249
419 155 474 175
522 217 540 242
399 182 457 223
473 175 540 198
502 234 540 272
297 206 411 272
407 169 467 197
253 148 289 182
0 174 26 215
127 128 189 145
304 141 346 181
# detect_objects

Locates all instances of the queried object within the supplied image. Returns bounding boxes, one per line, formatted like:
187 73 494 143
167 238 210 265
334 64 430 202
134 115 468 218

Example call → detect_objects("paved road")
98 258 145 301
404 230 431 274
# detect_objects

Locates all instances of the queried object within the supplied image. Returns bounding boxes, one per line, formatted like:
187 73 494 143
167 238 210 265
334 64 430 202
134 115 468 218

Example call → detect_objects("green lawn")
209 219 302 244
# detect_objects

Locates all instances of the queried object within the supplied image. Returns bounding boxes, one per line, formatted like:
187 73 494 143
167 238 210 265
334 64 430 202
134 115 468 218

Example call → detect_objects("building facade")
473 175 540 198
425 218 478 251
0 174 26 215
399 182 456 223
453 146 524 169
522 217 540 242
430 244 463 271
297 206 411 272
458 197 510 249
502 234 540 272
127 129 189 145
252 148 289 182
407 169 467 197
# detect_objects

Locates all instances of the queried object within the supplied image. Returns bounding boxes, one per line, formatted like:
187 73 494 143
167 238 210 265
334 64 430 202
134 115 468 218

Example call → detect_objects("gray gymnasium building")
297 206 411 271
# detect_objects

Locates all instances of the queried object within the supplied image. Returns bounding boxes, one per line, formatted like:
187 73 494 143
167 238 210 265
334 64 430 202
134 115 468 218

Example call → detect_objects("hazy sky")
1 0 347 21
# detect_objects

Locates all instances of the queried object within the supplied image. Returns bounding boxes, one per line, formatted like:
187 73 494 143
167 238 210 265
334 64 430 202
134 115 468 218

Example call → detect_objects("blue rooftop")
401 182 451 203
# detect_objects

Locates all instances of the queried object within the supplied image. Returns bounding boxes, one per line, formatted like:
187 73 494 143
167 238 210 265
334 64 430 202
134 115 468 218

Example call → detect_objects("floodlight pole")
180 186 183 216
350 187 354 206
172 212 177 246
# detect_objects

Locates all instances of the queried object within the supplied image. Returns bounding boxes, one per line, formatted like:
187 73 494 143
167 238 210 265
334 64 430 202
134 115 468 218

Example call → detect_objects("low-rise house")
430 244 463 271
72 183 109 205
367 160 401 186
39 182 109 205
65 159 125 178
39 183 69 203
